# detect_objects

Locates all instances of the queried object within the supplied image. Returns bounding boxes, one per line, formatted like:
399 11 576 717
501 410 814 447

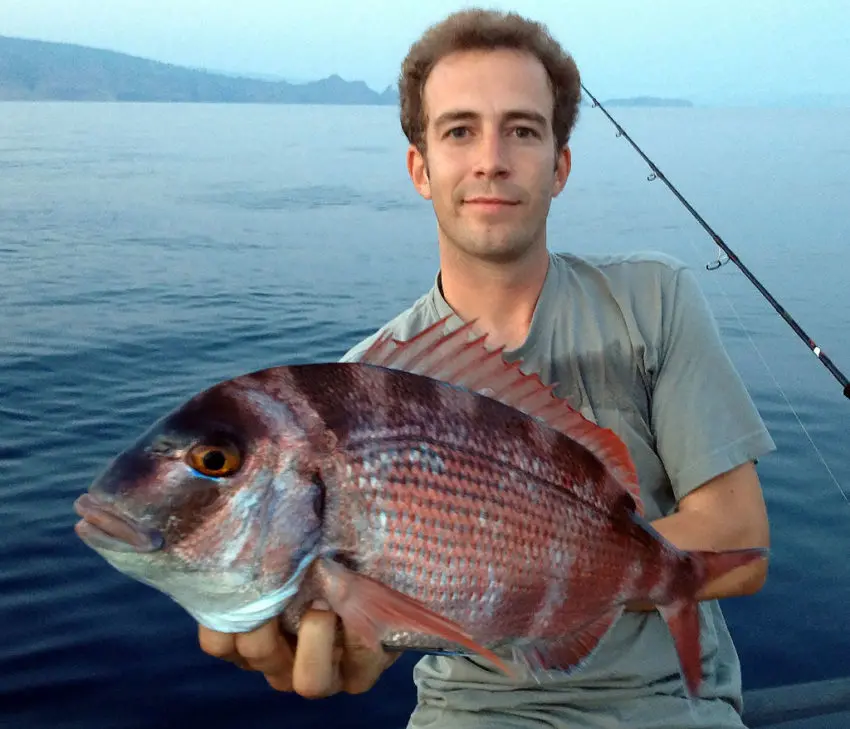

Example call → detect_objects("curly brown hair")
399 9 582 154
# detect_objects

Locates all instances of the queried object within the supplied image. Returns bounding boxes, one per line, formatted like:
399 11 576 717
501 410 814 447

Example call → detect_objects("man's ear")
407 144 432 200
552 144 571 197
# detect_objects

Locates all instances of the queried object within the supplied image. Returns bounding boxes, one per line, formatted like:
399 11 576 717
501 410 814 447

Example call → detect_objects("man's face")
408 48 571 264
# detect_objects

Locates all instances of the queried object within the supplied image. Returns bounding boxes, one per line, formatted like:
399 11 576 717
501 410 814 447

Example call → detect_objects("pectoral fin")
316 558 511 675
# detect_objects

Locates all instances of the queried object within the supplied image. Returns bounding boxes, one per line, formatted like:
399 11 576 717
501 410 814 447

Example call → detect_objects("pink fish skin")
73 316 767 697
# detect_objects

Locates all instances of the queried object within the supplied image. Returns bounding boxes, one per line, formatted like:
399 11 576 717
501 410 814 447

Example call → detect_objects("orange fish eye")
187 442 242 477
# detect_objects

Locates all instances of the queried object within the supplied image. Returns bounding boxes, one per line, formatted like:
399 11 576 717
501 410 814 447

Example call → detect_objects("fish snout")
73 493 164 553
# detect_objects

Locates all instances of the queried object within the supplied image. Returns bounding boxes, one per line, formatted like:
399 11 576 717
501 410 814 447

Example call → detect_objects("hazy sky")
3 0 849 105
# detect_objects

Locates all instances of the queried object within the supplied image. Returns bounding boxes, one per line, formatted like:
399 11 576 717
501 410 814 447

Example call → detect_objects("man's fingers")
264 671 294 692
234 620 294 677
292 608 342 698
340 627 400 694
198 624 238 663
198 610 396 698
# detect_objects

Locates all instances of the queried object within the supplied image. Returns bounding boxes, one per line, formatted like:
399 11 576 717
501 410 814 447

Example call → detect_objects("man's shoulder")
551 250 696 321
339 292 439 363
553 249 690 284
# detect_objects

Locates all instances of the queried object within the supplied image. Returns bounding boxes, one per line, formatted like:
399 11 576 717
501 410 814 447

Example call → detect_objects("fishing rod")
581 83 850 401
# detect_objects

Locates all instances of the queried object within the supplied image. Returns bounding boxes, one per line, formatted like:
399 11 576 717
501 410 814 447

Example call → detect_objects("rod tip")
844 384 850 400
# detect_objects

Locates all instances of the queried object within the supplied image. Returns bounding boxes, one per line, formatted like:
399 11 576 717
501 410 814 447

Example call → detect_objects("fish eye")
187 441 242 477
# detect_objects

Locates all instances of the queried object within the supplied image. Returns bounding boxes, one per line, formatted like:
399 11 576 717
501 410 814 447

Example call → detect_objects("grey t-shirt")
341 250 776 729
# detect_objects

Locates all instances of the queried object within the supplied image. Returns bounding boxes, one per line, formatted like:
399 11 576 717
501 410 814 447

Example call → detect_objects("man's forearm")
626 506 769 612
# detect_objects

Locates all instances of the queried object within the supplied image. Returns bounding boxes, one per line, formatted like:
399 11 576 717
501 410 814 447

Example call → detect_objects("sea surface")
1 102 848 728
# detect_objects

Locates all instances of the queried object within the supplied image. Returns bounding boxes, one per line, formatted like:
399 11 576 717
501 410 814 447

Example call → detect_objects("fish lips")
73 493 164 554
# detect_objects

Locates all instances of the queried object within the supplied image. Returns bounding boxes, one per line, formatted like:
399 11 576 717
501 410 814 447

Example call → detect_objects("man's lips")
462 197 521 216
463 197 520 205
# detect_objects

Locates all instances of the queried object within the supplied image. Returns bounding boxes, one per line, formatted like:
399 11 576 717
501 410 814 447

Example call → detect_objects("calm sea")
1 102 848 728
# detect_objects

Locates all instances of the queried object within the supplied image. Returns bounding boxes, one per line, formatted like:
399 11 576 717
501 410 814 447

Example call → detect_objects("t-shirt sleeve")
338 338 372 363
651 265 776 501
338 327 388 363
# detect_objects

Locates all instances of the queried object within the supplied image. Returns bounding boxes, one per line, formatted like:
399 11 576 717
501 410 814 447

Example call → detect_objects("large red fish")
73 316 767 695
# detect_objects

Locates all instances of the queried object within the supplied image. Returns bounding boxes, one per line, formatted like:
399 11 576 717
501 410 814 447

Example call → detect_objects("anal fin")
509 607 623 678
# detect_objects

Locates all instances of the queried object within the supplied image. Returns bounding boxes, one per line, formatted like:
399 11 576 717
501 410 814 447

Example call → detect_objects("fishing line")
581 84 849 505
707 269 849 506
581 84 850 402
682 220 848 505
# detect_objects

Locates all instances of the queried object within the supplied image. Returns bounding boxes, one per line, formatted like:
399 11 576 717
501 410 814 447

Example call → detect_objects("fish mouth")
73 493 163 553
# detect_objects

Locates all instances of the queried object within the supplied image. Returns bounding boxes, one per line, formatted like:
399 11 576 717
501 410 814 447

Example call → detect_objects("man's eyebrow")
432 109 549 128
503 110 548 127
432 110 478 127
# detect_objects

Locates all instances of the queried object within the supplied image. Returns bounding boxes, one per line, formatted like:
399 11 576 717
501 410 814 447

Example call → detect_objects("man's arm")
628 460 770 611
630 260 775 610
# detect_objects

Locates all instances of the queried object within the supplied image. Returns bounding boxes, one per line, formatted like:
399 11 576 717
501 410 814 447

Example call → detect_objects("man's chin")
452 235 539 264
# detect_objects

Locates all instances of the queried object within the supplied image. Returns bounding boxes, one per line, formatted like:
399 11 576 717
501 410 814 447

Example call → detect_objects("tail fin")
695 546 769 585
660 547 769 697
658 599 702 697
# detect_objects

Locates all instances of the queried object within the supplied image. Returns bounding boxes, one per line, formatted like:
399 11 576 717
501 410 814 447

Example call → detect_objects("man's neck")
437 241 550 351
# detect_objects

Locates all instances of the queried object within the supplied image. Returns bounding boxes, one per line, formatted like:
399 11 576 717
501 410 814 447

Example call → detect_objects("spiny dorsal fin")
360 316 644 515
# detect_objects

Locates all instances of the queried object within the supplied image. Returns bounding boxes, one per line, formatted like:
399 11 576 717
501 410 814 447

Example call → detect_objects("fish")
73 315 768 696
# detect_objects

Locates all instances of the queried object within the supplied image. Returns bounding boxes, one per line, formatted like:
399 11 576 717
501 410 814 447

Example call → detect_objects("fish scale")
334 426 637 647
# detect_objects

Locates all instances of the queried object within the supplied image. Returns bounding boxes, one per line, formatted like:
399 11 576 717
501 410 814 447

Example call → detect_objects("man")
198 9 773 728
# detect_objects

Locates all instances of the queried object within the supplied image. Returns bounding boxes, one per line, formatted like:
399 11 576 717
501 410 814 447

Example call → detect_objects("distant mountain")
0 35 399 105
601 96 693 108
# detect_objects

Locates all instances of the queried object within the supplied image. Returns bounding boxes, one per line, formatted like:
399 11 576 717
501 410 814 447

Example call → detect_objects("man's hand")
198 605 400 698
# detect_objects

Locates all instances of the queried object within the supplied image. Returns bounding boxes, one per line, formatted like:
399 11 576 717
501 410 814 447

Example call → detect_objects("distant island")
0 35 398 105
1 35 700 109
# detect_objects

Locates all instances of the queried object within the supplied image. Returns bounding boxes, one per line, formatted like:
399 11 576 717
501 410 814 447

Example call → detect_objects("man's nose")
473 132 510 179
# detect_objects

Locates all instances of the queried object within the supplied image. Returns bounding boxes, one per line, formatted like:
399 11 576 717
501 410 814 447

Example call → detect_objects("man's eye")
513 126 539 139
447 127 469 139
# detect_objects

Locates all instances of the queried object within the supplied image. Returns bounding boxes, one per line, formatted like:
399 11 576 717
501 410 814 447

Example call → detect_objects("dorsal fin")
360 316 643 515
